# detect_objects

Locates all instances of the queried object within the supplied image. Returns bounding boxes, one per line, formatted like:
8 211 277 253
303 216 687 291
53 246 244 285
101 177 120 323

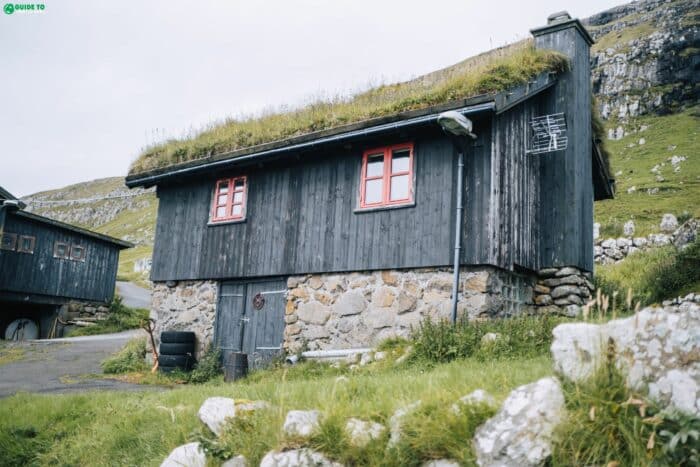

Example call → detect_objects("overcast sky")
1 0 622 197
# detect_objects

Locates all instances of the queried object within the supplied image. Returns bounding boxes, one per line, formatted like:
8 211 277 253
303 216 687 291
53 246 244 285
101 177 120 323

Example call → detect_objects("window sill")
208 218 247 227
354 202 415 214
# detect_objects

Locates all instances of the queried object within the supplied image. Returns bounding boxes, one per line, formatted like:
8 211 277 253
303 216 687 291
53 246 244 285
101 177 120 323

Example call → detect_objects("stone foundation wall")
151 280 218 359
532 267 594 317
284 267 536 352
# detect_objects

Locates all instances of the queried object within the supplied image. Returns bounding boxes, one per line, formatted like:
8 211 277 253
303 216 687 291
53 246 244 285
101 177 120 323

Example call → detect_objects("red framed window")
360 142 414 208
211 176 247 222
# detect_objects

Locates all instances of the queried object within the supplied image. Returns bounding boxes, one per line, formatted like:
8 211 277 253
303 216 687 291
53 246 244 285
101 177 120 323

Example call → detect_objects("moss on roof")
129 40 570 175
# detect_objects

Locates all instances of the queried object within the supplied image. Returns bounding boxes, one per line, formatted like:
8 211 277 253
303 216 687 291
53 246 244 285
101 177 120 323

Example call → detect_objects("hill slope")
22 0 699 285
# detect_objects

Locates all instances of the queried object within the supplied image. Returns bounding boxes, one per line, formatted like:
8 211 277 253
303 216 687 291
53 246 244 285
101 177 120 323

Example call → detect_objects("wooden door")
216 278 286 369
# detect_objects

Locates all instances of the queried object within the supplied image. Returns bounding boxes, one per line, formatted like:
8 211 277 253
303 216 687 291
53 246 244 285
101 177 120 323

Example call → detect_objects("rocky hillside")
587 0 699 235
22 0 698 285
22 177 156 286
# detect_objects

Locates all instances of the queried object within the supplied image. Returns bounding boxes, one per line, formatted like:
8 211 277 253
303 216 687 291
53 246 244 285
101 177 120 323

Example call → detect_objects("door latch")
240 317 250 323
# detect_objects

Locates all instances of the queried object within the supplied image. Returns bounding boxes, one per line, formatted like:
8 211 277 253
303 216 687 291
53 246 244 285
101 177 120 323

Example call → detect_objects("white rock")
639 138 645 145
552 304 700 416
283 410 321 437
593 223 600 240
198 397 236 436
388 400 421 446
627 186 637 194
481 333 501 346
222 455 248 467
633 237 648 248
451 389 496 414
161 442 206 467
259 449 342 467
623 220 635 236
422 461 460 467
660 213 678 232
345 418 385 447
374 351 387 361
601 239 616 249
474 377 566 467
359 352 374 366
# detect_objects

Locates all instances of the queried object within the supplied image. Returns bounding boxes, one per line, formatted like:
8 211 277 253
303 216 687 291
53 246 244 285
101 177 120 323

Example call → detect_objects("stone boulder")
422 461 460 467
473 377 565 467
222 455 248 467
388 400 421 446
160 442 206 467
345 418 385 447
198 397 235 436
673 219 697 249
451 389 496 415
283 410 321 438
660 213 678 232
260 449 342 467
551 303 699 416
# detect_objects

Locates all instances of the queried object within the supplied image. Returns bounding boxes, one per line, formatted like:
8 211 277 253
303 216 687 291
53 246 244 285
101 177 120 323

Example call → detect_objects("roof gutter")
126 102 496 188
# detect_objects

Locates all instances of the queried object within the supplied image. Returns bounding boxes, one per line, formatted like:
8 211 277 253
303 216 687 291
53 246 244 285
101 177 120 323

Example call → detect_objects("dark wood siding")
150 122 510 282
535 27 594 271
0 213 121 303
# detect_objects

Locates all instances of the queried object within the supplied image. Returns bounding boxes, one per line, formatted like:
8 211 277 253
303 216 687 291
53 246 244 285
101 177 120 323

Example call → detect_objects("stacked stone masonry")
532 267 595 317
283 267 536 352
151 280 218 359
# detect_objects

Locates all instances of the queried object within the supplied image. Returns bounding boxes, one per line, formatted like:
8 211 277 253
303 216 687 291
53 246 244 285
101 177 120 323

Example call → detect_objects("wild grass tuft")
100 337 148 374
188 346 223 383
409 314 568 364
130 43 569 174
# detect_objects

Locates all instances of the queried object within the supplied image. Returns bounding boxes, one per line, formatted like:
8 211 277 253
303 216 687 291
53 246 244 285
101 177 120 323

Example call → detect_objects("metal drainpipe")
451 148 465 324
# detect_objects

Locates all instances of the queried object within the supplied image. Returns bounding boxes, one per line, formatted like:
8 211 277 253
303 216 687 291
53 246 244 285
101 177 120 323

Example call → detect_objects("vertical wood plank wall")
0 214 120 303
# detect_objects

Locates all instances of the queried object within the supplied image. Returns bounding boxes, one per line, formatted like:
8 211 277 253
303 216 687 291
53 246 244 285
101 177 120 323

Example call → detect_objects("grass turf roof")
129 40 571 175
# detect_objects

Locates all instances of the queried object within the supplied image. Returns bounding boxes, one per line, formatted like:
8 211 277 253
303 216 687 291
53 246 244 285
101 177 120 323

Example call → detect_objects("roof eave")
14 211 134 249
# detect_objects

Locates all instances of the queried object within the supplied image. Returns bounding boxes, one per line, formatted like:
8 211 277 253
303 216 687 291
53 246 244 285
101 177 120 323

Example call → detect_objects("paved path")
116 281 151 309
0 330 160 397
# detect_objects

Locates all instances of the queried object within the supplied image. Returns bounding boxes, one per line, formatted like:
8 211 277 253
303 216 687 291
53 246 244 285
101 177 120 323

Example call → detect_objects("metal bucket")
223 351 248 382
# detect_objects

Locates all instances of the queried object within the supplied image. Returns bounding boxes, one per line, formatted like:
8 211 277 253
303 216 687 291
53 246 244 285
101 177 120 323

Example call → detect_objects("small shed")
0 186 132 339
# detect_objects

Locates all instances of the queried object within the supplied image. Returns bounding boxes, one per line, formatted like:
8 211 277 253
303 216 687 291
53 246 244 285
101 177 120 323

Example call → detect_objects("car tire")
158 354 194 369
159 342 195 355
160 331 196 344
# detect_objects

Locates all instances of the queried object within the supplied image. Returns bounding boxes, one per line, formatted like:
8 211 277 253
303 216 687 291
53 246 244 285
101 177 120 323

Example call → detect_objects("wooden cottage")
126 14 614 364
0 186 132 339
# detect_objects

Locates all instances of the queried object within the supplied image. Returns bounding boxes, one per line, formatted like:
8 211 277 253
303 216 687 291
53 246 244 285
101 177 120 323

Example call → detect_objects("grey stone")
198 397 235 436
422 461 460 467
474 377 566 467
552 304 700 416
333 291 367 317
259 449 342 467
451 389 496 414
623 220 635 236
660 213 678 232
543 275 584 288
673 219 697 249
222 455 248 467
359 352 374 366
283 410 321 438
554 267 581 277
345 418 385 447
160 442 206 467
297 302 331 325
551 285 583 299
593 223 600 240
481 332 501 346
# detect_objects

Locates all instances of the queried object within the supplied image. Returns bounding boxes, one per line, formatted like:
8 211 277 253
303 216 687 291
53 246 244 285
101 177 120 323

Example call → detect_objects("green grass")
66 297 150 337
595 239 700 306
594 107 700 236
130 43 569 174
0 356 552 466
101 337 149 374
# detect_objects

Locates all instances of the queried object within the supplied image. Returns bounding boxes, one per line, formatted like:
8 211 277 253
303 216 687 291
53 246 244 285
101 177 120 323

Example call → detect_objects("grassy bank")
66 298 149 337
0 356 551 466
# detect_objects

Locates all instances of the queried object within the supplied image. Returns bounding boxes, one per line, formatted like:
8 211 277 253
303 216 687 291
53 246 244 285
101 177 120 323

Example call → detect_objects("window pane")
392 150 410 173
390 175 409 201
234 178 245 189
364 178 383 204
232 204 242 216
217 194 228 205
233 192 243 203
218 181 229 194
366 154 384 178
216 206 227 218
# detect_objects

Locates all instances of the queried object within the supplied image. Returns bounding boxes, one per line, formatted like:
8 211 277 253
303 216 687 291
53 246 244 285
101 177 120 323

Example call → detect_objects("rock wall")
594 218 697 264
284 267 535 352
532 267 595 317
151 281 218 359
